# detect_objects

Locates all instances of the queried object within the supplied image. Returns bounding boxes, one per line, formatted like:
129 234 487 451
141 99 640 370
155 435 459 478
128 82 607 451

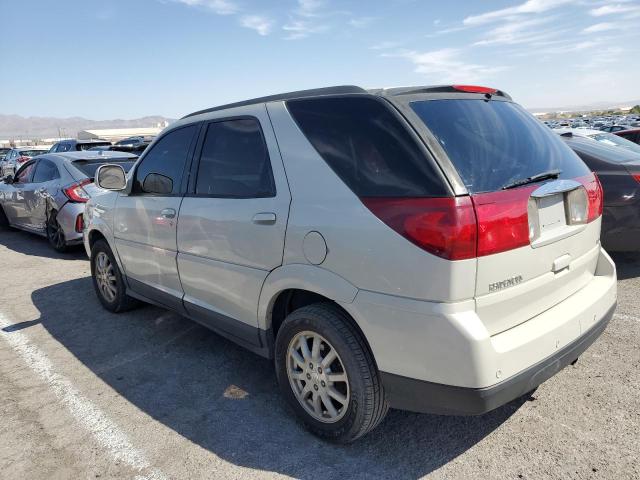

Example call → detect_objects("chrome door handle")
252 212 276 225
161 208 176 219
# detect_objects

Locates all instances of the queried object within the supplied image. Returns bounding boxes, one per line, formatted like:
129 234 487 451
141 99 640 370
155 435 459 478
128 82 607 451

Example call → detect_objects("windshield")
588 133 640 154
410 99 589 193
72 159 136 177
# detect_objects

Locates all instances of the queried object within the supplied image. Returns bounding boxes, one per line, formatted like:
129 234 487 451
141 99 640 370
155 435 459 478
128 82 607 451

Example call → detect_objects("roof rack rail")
182 85 367 119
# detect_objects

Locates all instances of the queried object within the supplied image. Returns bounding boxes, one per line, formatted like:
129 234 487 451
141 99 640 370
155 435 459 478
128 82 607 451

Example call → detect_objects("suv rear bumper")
342 247 617 415
380 302 614 415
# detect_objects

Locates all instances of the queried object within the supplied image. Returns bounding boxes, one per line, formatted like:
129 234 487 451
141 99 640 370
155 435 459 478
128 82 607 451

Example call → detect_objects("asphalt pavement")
0 228 638 480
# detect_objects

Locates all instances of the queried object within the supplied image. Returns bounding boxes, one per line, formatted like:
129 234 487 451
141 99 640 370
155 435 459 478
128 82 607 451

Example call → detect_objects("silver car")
0 151 137 251
84 85 617 442
0 146 49 177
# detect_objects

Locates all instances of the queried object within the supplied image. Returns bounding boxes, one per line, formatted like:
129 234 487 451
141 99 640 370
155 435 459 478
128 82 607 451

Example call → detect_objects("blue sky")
1 0 638 119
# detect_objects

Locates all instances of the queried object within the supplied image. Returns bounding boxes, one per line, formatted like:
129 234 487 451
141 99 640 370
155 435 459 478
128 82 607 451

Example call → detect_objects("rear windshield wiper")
501 169 562 190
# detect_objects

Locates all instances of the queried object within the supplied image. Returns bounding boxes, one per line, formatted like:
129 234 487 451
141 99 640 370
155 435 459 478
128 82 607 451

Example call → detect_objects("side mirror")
95 164 127 191
142 173 173 195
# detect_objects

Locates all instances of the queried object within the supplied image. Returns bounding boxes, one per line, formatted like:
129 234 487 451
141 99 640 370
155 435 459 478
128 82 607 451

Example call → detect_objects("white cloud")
240 15 274 36
282 0 336 39
582 22 619 33
349 16 376 28
390 48 507 83
370 40 402 50
463 0 576 25
589 3 640 16
473 16 557 46
174 0 238 15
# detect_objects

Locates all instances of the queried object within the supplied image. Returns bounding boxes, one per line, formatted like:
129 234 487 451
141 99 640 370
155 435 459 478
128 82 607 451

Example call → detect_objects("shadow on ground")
0 229 85 260
27 276 528 480
610 252 640 280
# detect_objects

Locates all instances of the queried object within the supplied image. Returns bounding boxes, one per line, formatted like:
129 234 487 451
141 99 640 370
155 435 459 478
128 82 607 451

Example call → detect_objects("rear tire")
275 303 388 443
90 239 139 313
46 210 68 252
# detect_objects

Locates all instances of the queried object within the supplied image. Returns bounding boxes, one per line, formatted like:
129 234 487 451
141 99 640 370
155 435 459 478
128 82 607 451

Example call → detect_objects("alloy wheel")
47 215 65 249
286 331 350 423
95 251 117 303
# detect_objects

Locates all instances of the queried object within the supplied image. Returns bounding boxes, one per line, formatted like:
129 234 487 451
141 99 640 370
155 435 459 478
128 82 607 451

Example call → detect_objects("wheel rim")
95 252 117 303
47 215 65 249
286 331 350 423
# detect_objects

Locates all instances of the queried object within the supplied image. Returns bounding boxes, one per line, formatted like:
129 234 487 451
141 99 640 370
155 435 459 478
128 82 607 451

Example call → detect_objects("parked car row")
0 151 137 251
0 85 621 443
0 146 50 177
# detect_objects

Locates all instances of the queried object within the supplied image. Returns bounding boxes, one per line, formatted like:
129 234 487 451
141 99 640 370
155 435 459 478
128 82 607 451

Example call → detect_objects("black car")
561 134 640 252
49 139 112 153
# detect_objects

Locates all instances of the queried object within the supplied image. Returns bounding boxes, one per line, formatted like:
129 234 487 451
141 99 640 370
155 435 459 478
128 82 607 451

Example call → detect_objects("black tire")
275 303 388 443
46 210 68 252
0 205 10 228
90 239 140 313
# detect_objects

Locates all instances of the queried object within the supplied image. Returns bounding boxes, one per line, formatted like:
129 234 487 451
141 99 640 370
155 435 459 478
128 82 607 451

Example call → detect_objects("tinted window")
563 137 640 164
73 159 136 177
287 97 447 197
588 133 640 154
134 125 197 195
14 162 35 183
32 159 60 183
195 119 275 197
19 150 47 157
57 143 71 152
411 99 590 193
78 142 110 151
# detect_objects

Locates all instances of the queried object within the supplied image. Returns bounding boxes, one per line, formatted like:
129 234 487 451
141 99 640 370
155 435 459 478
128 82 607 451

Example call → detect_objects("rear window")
72 159 136 177
287 96 448 197
563 137 640 164
78 142 111 151
19 150 47 157
588 133 640 154
410 99 589 193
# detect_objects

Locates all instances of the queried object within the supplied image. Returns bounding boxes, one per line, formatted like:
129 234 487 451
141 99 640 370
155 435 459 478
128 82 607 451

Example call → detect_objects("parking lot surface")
0 228 638 480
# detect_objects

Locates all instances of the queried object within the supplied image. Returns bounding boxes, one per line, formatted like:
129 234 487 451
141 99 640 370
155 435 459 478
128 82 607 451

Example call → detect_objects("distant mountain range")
527 99 640 114
0 114 175 140
2 98 639 139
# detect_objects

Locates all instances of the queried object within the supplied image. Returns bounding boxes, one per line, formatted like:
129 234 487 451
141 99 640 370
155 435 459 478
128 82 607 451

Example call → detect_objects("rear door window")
32 159 60 183
195 118 275 197
287 96 448 197
410 99 590 193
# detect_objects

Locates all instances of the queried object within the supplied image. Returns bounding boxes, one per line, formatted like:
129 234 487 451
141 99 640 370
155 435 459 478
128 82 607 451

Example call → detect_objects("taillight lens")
361 197 477 260
75 213 84 233
576 173 603 222
632 174 640 184
17 155 30 163
452 85 498 94
63 179 92 203
565 187 589 225
471 186 536 257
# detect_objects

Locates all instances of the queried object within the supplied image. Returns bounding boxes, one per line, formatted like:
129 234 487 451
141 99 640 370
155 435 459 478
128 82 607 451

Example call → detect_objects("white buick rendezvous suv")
84 85 617 442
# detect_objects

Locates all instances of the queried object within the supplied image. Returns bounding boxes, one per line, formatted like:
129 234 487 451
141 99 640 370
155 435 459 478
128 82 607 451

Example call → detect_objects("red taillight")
632 174 640 184
452 85 498 94
576 173 603 222
17 155 30 163
471 186 537 257
361 197 477 260
63 178 92 203
75 214 84 233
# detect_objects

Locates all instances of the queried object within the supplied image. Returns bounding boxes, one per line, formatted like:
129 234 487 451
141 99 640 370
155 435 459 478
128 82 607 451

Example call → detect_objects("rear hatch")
408 93 603 335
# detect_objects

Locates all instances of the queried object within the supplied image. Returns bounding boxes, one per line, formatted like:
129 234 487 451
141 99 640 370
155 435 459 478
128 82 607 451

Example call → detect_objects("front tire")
275 303 388 443
0 205 10 228
90 239 139 312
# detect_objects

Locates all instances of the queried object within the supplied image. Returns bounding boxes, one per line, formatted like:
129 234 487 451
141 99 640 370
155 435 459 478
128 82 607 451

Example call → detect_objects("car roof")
43 151 137 162
181 84 513 119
